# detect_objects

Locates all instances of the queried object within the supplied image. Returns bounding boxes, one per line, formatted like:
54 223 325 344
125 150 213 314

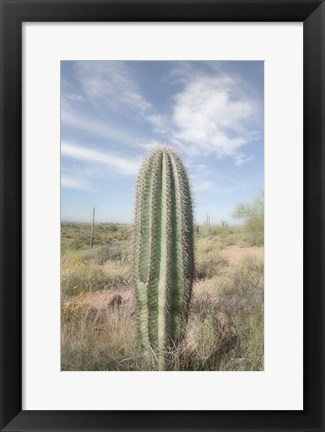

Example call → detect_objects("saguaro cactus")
134 146 194 369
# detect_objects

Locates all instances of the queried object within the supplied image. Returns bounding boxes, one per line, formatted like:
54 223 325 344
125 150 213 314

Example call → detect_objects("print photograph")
61 60 264 371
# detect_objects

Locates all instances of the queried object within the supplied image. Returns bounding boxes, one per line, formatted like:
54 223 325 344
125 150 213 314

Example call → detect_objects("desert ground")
61 213 264 371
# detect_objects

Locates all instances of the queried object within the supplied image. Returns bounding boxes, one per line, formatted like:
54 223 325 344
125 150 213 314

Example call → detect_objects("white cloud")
146 114 169 135
234 153 253 166
75 61 151 113
61 141 140 175
61 103 140 147
171 74 262 160
139 139 169 151
61 175 91 190
64 94 85 102
192 180 215 192
121 91 151 112
62 62 261 168
165 62 195 85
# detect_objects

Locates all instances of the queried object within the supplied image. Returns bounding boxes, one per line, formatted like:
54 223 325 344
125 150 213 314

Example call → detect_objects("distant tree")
233 192 264 245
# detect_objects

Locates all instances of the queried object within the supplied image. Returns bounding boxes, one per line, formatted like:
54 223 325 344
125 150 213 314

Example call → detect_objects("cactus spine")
134 146 194 369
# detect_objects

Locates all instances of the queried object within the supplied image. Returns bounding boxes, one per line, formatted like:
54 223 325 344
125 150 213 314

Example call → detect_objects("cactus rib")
134 146 194 368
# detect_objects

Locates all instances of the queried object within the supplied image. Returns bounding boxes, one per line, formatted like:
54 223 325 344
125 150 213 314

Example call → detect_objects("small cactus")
134 146 194 369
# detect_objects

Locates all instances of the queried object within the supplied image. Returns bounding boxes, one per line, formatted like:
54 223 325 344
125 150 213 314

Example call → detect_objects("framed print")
0 0 324 431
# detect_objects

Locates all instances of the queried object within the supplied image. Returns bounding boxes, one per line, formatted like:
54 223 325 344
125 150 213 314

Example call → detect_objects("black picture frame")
0 0 324 431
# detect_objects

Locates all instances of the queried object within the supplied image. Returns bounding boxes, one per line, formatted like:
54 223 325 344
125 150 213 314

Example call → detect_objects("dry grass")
61 226 264 371
61 255 131 296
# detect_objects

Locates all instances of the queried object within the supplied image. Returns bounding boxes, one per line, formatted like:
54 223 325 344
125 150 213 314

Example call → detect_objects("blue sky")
61 61 264 224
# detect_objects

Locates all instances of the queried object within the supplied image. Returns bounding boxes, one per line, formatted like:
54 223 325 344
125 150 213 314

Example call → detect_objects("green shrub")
61 222 132 252
233 192 264 246
95 242 128 264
